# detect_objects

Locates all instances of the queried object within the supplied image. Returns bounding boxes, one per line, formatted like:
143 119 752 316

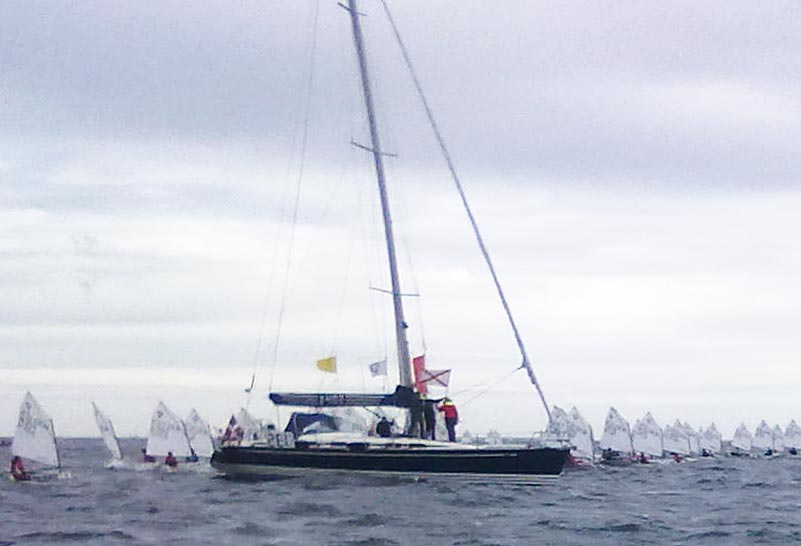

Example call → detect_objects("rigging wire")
266 0 322 395
380 0 551 422
455 367 521 408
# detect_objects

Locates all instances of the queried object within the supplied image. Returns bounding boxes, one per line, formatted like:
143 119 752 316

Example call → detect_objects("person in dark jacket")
423 399 437 441
376 417 392 438
437 398 459 442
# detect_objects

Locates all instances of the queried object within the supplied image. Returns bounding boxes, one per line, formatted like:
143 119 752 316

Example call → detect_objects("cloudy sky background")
2 0 800 438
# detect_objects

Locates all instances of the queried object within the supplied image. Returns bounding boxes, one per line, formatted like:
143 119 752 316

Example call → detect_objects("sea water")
2 438 801 545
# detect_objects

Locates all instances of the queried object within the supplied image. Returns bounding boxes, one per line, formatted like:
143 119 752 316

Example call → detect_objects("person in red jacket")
164 452 178 468
10 456 30 481
437 398 459 442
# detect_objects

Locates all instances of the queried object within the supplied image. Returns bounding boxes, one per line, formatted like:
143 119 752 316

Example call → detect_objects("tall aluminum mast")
346 0 413 388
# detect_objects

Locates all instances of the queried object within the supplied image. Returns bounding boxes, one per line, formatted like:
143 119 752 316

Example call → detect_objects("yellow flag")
316 356 337 373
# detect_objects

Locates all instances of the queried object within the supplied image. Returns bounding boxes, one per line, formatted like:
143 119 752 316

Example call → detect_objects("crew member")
423 399 437 441
437 398 459 442
10 456 29 481
185 448 199 463
164 451 178 468
141 448 156 463
376 417 392 438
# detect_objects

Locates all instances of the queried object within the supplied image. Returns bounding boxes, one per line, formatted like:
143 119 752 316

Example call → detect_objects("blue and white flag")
368 360 387 377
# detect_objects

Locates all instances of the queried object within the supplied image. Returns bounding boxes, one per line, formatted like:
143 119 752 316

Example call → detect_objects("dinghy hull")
211 445 569 480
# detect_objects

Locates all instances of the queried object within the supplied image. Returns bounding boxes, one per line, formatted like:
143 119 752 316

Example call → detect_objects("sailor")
141 448 156 463
423 399 437 441
376 417 392 438
10 456 29 481
185 448 199 463
437 398 459 442
638 452 648 464
164 451 178 468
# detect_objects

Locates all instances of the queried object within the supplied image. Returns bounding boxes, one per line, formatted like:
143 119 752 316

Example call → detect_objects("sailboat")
785 420 801 455
211 0 569 481
598 407 633 465
699 423 722 456
662 423 690 458
631 412 663 461
730 423 752 456
145 401 193 460
185 408 214 458
752 420 773 455
92 402 123 464
10 392 62 479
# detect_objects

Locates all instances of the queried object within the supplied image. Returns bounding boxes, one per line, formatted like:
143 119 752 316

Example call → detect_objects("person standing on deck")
423 399 437 440
437 398 459 442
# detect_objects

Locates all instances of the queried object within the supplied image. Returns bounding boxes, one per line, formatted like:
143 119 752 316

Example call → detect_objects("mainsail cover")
146 401 192 457
752 420 773 452
786 420 801 449
599 407 633 454
92 402 122 461
700 423 722 454
185 408 214 457
12 392 60 467
732 423 752 452
662 424 690 456
569 407 595 461
632 412 663 457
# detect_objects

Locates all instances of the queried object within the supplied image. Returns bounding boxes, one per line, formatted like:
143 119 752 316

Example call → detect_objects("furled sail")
146 401 192 457
599 407 633 454
785 420 801 450
185 408 214 457
12 392 60 468
731 423 752 452
700 423 722 454
569 407 595 461
662 424 690 456
92 402 122 461
772 425 785 452
632 412 663 458
752 420 773 452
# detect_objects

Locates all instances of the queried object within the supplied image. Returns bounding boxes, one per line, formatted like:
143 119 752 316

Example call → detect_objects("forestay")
632 412 663 458
185 408 214 457
731 423 752 452
785 420 801 449
752 420 773 452
92 402 122 461
599 407 633 454
662 424 690 456
146 401 192 457
12 392 60 468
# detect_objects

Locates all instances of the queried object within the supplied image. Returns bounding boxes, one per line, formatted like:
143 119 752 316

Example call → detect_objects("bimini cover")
700 423 722 454
185 408 214 457
12 392 60 467
92 402 122 461
632 412 663 458
772 425 785 452
569 407 595 461
662 424 690 456
146 401 192 457
599 407 633 454
785 420 801 449
752 420 773 452
731 423 752 452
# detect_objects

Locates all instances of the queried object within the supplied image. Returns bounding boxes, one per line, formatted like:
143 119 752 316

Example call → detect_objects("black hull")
211 445 569 480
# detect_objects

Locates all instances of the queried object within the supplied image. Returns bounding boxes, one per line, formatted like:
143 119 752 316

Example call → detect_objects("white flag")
368 360 387 377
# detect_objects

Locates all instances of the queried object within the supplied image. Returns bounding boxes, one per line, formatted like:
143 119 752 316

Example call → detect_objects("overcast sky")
2 0 800 439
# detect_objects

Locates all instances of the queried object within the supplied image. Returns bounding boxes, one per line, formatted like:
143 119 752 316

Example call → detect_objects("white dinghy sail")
92 402 123 461
662 423 690 456
700 423 722 454
785 420 801 451
569 407 595 462
146 402 192 458
185 409 214 458
679 421 700 455
752 420 773 453
771 425 785 453
632 412 663 458
12 392 60 468
599 407 633 455
731 423 752 453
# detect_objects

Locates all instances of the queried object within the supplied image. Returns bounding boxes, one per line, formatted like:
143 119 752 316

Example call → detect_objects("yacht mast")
346 0 413 388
